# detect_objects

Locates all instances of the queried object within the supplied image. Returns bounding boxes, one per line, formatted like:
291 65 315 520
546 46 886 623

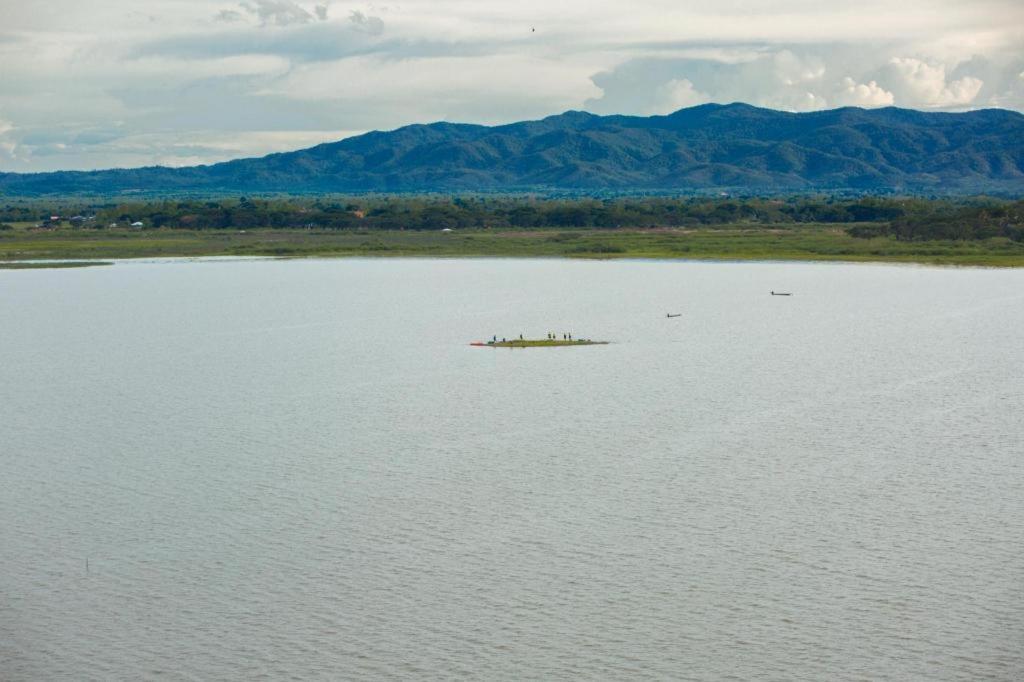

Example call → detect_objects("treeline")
846 201 1024 241
2 196 1022 241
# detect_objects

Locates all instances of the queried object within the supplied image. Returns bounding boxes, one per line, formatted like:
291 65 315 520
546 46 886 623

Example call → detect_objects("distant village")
35 214 145 229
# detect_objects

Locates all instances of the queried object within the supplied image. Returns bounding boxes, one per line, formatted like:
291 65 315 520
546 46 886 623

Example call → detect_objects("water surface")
2 257 1023 680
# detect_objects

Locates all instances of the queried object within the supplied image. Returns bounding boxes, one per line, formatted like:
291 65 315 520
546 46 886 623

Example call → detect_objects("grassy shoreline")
4 225 1024 267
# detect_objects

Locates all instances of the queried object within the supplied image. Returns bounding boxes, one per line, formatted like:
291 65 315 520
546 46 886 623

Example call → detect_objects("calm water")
2 257 1023 680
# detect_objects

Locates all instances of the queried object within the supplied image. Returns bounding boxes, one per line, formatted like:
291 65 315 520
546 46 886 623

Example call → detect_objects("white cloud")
8 128 365 171
263 53 601 115
654 79 709 114
240 0 315 27
796 91 829 111
773 50 825 86
215 9 244 22
128 54 291 80
886 57 984 107
0 118 22 162
0 142 18 161
834 77 895 107
348 10 384 36
588 50 835 114
587 46 1018 116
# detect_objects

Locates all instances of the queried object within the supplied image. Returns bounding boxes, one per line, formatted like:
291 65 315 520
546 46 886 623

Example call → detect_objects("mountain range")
2 103 1023 195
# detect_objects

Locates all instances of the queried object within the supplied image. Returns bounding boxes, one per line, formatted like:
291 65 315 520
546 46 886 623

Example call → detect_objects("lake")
2 257 1023 680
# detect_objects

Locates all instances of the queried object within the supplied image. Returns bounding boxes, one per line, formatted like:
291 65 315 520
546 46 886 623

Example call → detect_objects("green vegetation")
846 202 1024 241
3 195 1021 236
478 339 608 347
4 225 1024 266
2 196 1023 267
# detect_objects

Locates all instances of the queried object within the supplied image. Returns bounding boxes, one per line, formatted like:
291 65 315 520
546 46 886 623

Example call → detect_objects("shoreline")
5 252 1021 270
3 227 1024 269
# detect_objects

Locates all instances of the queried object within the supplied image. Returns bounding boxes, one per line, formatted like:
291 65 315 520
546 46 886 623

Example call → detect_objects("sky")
0 0 1022 171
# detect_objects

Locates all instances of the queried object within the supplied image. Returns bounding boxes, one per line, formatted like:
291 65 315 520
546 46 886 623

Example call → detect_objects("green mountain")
2 103 1022 195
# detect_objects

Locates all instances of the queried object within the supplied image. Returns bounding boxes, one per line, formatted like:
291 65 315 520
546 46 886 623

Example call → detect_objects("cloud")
240 0 315 27
773 50 825 86
834 77 895 107
0 118 23 162
654 79 710 114
586 50 838 114
135 24 385 63
885 57 984 107
8 127 365 170
0 142 18 162
215 9 244 23
1 0 1022 171
586 46 1015 115
262 53 600 113
348 10 384 36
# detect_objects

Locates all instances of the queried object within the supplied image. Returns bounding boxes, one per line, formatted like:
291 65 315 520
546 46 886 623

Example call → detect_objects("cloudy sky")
1 0 1022 171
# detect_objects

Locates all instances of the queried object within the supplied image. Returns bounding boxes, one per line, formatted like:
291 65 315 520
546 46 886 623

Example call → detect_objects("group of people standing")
486 333 576 343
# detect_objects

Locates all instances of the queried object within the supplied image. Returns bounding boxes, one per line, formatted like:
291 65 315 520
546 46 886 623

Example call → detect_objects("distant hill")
2 103 1023 195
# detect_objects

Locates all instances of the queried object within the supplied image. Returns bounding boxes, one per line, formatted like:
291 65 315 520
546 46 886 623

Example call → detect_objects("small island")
471 336 608 348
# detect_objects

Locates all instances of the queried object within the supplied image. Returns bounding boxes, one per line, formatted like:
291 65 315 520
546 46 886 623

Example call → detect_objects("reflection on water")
2 258 1023 680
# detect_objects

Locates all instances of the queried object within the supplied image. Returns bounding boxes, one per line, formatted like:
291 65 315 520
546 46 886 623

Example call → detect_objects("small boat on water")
666 313 681 318
770 291 792 296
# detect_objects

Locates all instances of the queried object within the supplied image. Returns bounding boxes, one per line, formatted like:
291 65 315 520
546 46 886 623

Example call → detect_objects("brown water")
2 257 1023 680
